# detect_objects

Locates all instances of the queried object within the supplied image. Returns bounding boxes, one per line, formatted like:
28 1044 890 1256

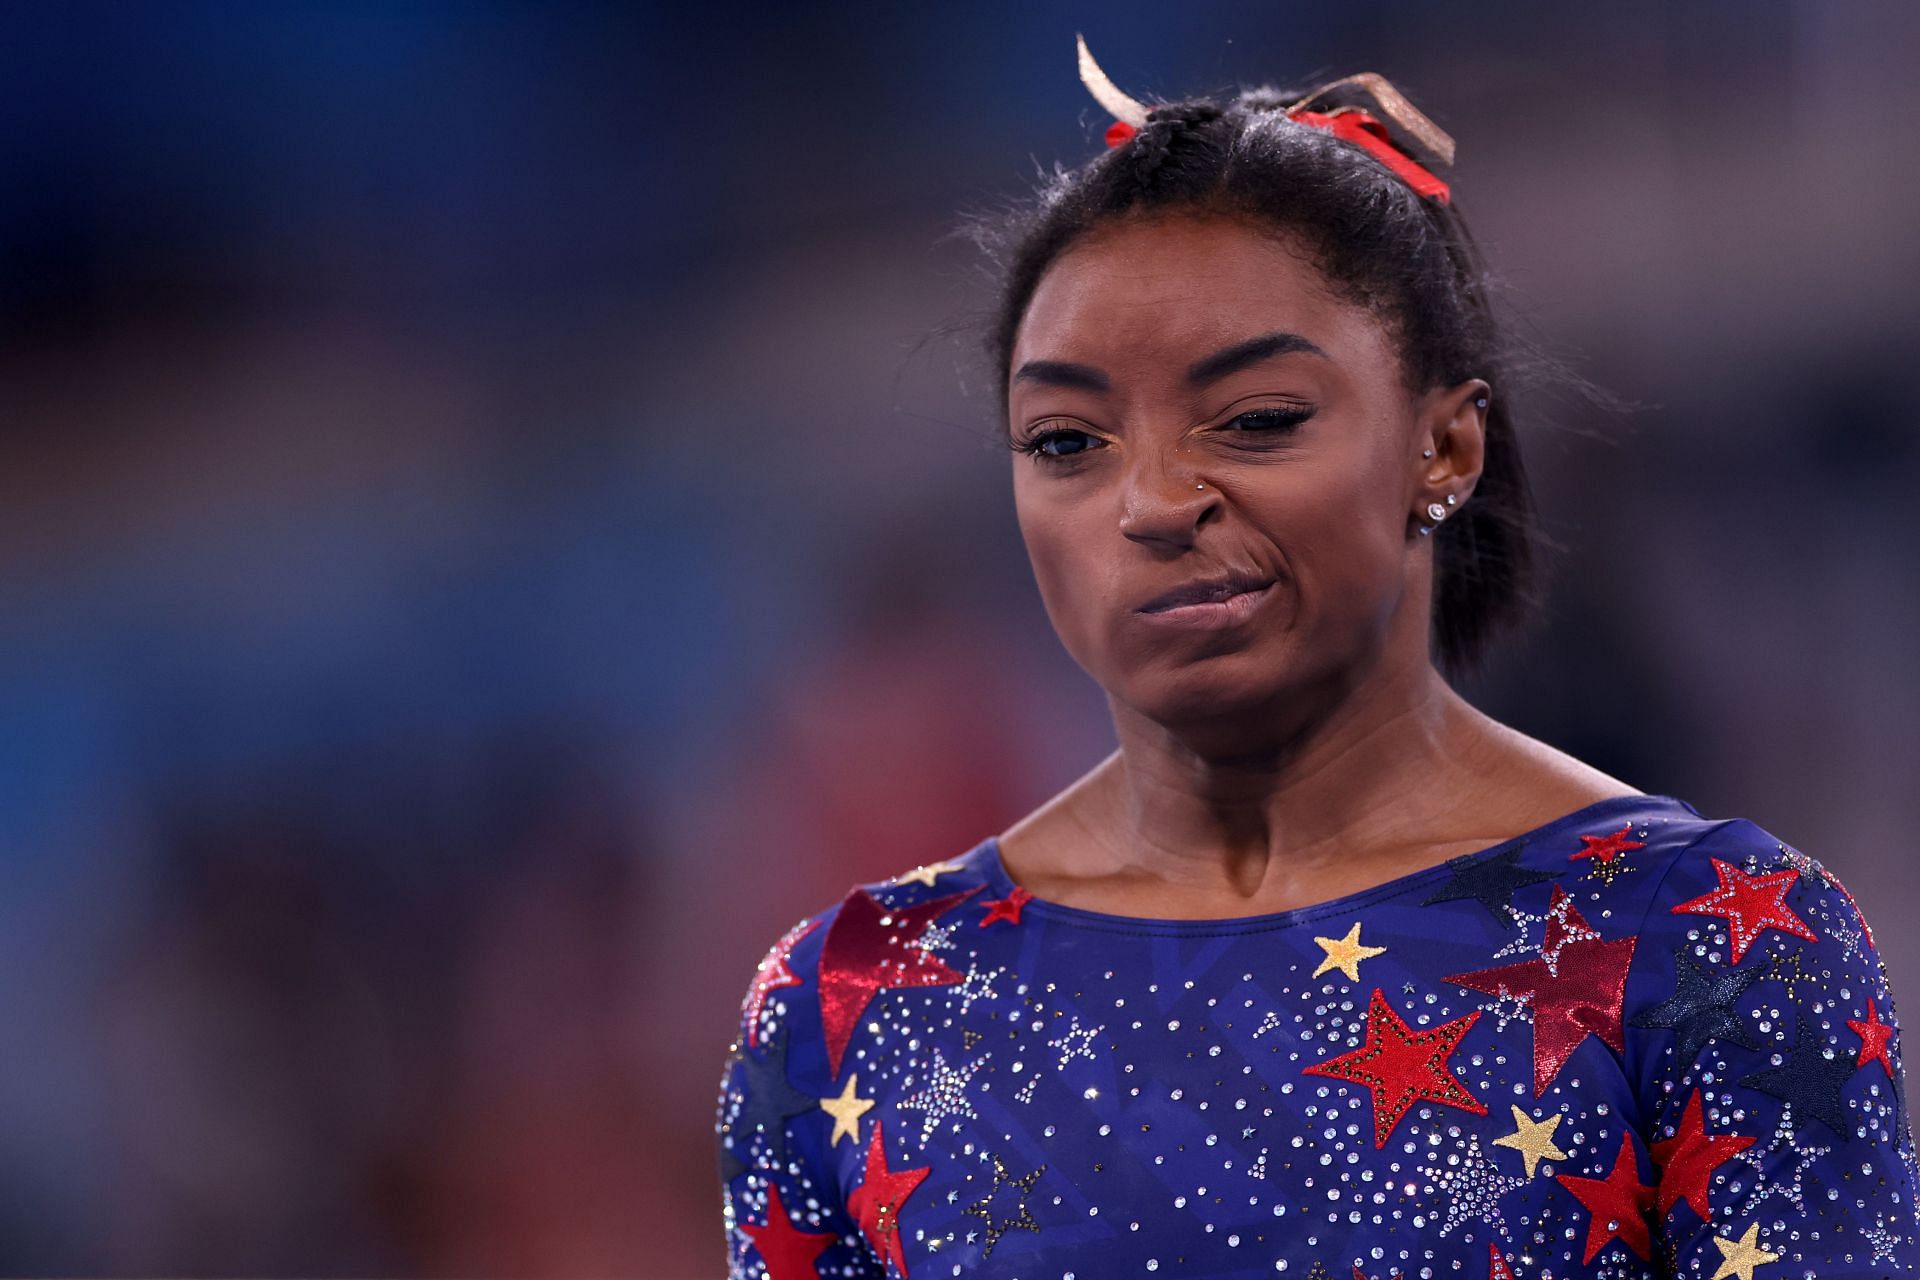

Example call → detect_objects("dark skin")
997 209 1636 920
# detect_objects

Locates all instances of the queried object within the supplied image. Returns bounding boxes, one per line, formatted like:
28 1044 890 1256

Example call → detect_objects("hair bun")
1143 102 1223 129
1125 103 1220 189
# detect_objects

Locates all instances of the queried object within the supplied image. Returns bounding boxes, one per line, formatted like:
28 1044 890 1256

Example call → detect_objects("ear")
1409 377 1489 535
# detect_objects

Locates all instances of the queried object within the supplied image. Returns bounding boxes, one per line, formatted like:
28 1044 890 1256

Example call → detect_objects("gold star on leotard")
1312 921 1387 981
819 1072 875 1147
892 859 966 888
1492 1104 1569 1178
1710 1223 1780 1280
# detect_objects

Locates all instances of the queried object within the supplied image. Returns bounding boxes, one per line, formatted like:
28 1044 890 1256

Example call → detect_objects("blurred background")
2 0 1916 1274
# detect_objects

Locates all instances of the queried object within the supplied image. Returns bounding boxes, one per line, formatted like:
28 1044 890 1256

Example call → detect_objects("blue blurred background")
3 1 1917 1273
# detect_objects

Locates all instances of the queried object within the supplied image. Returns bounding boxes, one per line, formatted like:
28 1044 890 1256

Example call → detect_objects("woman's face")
1006 210 1481 731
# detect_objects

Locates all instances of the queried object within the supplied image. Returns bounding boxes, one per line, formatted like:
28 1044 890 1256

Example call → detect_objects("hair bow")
1075 33 1455 205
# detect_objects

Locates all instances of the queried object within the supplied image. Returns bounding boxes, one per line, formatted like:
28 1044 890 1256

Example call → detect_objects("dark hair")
961 86 1568 678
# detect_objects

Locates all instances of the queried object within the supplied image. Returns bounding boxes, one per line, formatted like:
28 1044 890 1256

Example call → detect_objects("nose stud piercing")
1421 448 1434 459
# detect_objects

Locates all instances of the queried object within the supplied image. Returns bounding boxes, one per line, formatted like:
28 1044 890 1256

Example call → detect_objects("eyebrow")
1011 359 1110 393
1184 330 1329 386
1011 330 1328 394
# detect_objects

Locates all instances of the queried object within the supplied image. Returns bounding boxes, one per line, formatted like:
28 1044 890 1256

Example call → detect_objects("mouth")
1135 569 1277 616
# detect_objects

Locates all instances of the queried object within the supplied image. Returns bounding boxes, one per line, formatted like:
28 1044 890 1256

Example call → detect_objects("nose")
1118 446 1219 549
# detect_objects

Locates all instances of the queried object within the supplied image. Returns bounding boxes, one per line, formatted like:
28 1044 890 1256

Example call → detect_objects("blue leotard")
717 794 1920 1277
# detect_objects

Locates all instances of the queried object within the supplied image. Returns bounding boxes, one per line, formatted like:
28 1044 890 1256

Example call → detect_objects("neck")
1085 642 1501 902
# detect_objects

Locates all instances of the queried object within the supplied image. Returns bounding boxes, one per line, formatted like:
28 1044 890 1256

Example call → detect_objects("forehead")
1010 211 1400 393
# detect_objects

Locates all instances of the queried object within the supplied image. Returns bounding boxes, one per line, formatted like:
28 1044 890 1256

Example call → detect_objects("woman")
715 39 1920 1278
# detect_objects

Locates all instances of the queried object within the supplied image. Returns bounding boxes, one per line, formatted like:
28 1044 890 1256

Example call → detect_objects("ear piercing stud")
1417 494 1458 537
1413 395 1482 470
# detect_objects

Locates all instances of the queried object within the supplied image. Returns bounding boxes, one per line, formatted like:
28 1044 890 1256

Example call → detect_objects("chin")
1112 647 1297 730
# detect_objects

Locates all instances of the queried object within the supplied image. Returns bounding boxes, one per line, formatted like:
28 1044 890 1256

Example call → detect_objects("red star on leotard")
1648 1089 1756 1222
741 1182 835 1280
1850 995 1897 1077
847 1118 931 1276
1445 886 1639 1095
979 885 1034 928
740 917 821 1050
1556 1130 1655 1263
1670 857 1817 963
1487 1244 1516 1280
1572 822 1645 864
1301 987 1486 1148
817 885 980 1078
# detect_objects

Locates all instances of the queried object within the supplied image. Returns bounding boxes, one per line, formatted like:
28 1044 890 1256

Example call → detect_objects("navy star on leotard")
1740 1012 1857 1137
1421 843 1559 929
729 1027 816 1172
1630 943 1765 1063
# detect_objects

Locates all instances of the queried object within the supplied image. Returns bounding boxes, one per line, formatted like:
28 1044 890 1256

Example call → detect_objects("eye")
1012 426 1106 461
1222 406 1313 433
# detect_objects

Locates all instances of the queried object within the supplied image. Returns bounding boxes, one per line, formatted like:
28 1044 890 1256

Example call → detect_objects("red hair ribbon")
1286 107 1451 205
1079 36 1454 206
1103 108 1448 205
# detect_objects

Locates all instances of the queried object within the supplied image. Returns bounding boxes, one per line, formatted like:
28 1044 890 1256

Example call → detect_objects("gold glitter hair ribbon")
1074 33 1456 205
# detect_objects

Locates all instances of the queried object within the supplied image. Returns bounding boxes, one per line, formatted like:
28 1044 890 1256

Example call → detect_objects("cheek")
1244 451 1407 603
1013 473 1116 660
1014 479 1083 600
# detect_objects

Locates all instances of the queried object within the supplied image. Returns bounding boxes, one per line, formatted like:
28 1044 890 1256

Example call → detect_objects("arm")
715 911 883 1279
1635 821 1920 1275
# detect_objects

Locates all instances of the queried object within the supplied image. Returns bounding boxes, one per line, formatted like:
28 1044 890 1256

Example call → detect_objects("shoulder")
1637 813 1882 965
714 839 1004 1207
1618 808 1903 1093
726 839 1003 1052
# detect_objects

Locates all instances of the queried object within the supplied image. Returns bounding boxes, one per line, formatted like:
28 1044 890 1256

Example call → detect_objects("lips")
1136 568 1277 614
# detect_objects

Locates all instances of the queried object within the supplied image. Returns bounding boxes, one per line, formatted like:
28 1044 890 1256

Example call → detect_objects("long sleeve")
715 909 883 1280
1631 819 1920 1275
